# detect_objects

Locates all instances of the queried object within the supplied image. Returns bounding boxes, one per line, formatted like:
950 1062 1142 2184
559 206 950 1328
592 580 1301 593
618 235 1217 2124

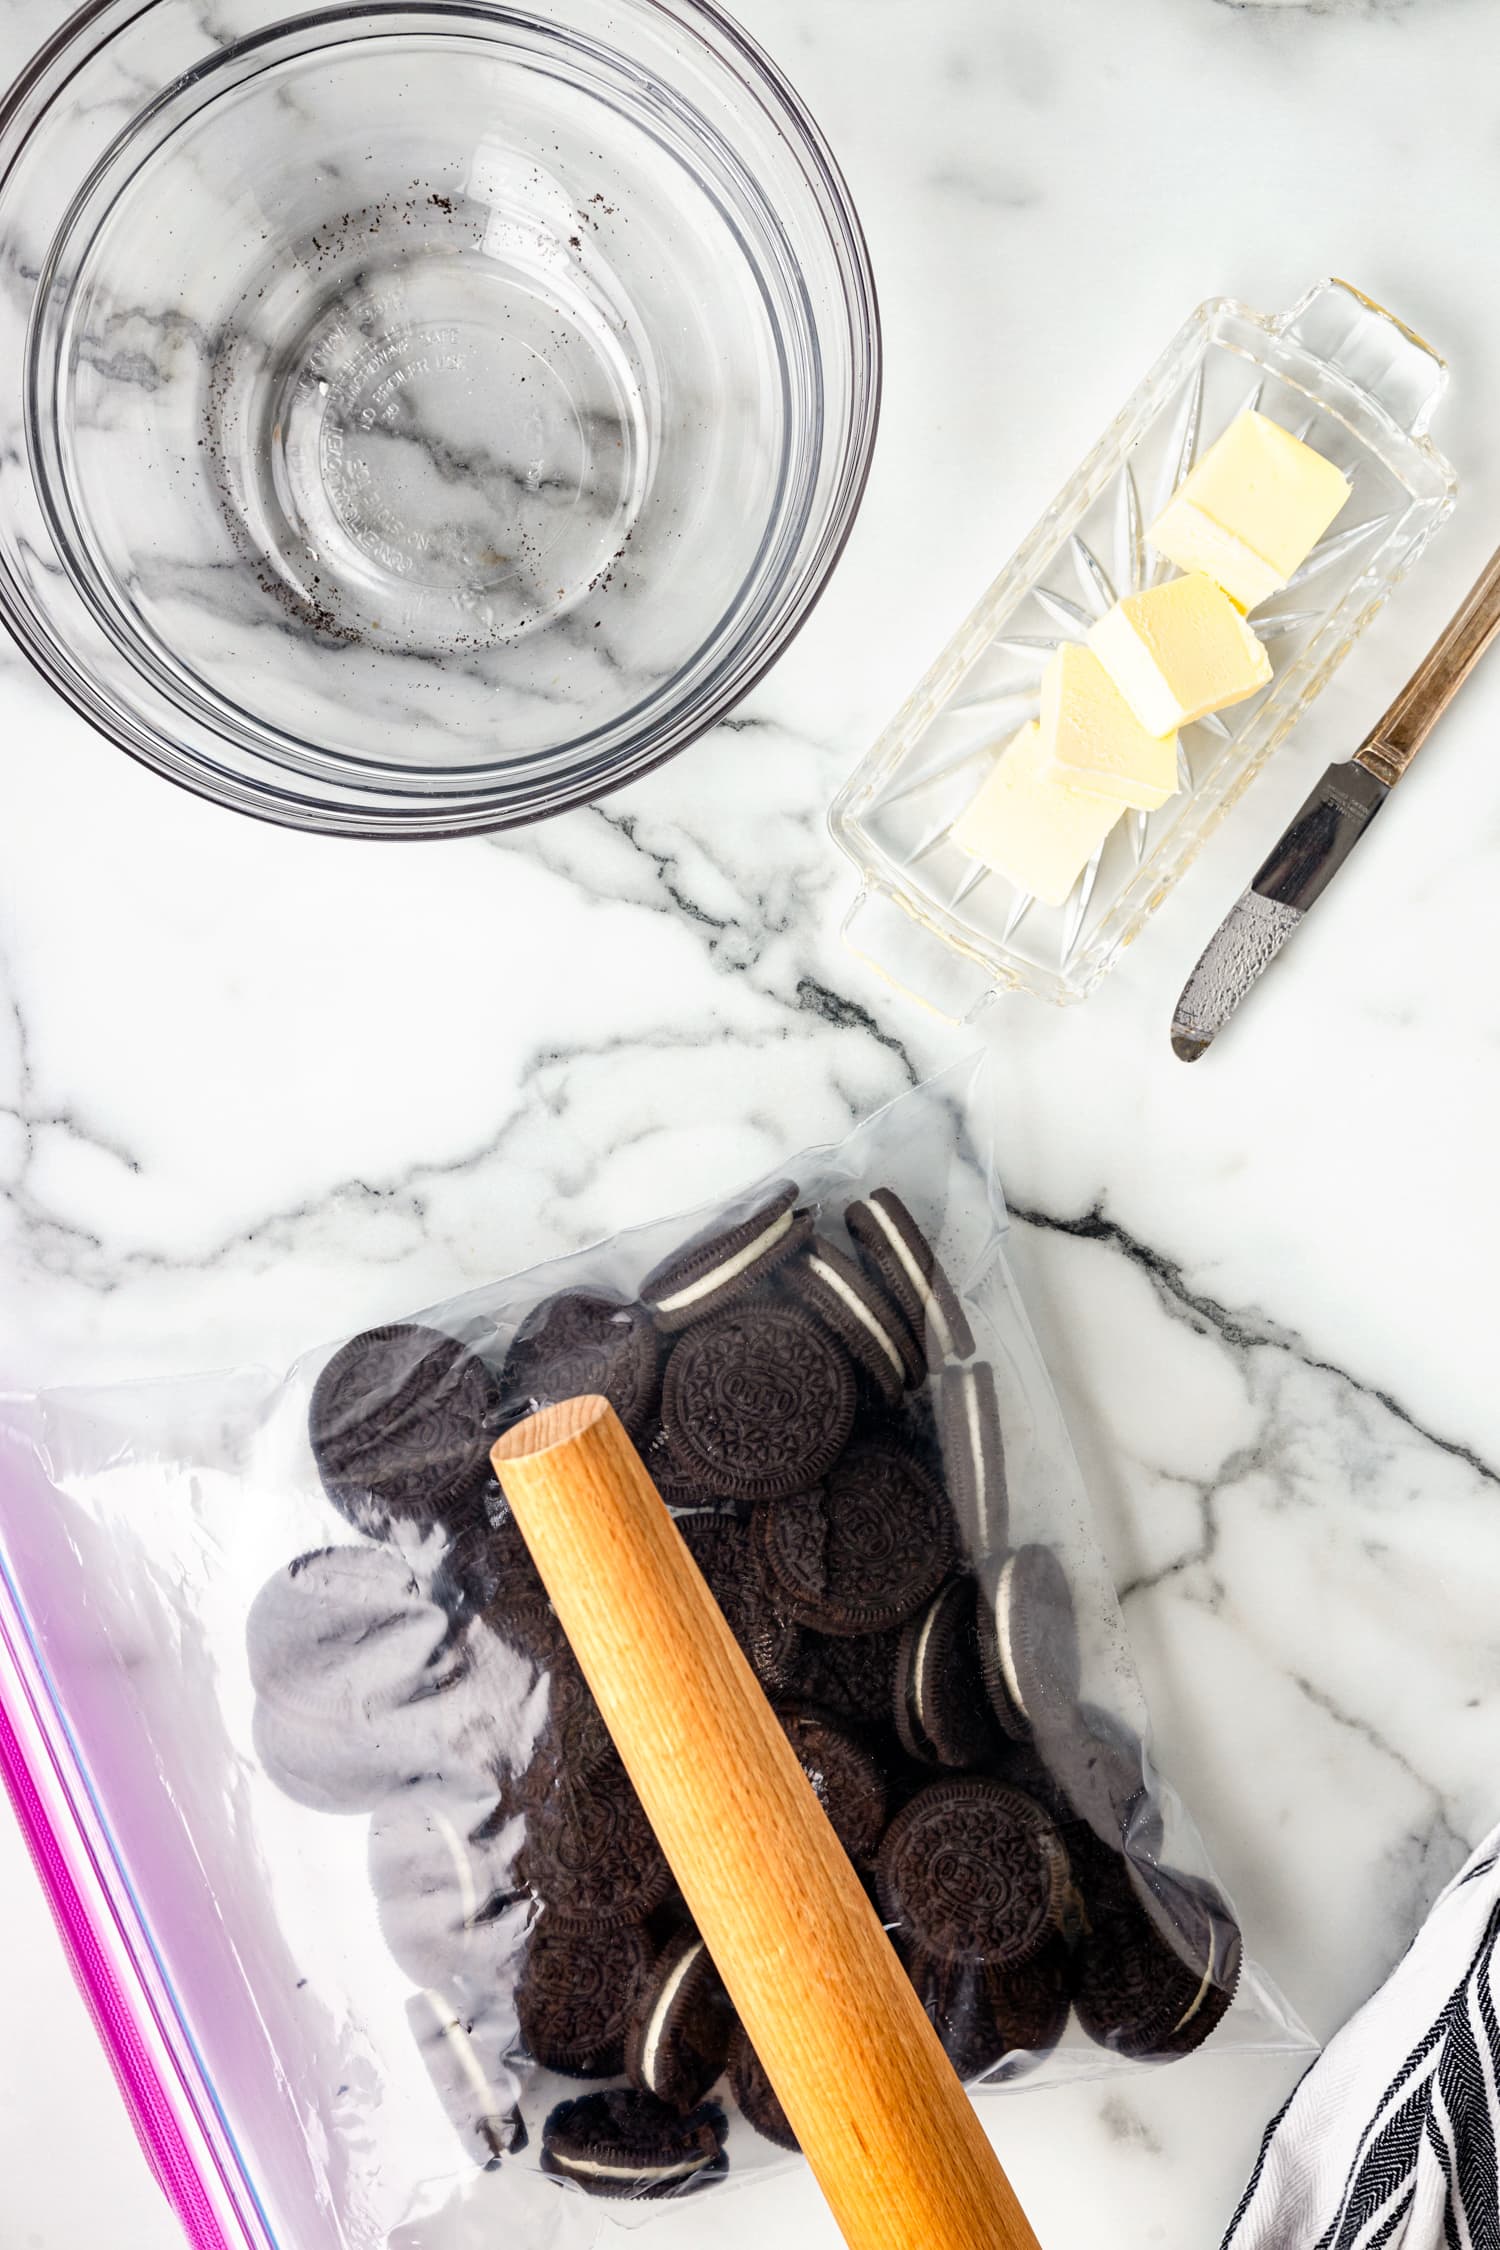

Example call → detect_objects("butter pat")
1149 410 1351 611
953 721 1120 907
1089 573 1272 735
1038 642 1178 811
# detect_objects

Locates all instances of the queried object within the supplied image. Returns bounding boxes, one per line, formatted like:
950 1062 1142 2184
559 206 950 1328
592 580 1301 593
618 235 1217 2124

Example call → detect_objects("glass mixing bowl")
0 0 879 833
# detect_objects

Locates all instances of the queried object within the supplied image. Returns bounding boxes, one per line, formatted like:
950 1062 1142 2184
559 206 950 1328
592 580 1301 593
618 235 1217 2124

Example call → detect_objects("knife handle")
1356 539 1500 785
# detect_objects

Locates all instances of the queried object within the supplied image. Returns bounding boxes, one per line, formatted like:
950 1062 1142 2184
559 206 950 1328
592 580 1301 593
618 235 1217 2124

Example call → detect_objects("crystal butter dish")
831 281 1457 1014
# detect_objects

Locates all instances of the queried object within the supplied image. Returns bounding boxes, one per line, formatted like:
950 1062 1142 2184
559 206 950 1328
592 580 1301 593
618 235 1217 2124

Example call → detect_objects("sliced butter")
1038 641 1178 811
1089 573 1272 735
1149 409 1351 611
952 720 1120 908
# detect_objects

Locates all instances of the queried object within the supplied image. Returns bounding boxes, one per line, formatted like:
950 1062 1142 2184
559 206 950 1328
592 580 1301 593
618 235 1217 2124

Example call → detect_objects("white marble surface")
5 0 1500 2245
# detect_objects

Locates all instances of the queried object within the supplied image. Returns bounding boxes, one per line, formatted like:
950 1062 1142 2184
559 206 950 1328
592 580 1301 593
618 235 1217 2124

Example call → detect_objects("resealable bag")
0 1060 1311 2250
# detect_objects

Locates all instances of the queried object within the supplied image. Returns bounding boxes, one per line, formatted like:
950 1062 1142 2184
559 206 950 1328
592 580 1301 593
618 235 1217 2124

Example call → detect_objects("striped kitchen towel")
1224 1821 1500 2250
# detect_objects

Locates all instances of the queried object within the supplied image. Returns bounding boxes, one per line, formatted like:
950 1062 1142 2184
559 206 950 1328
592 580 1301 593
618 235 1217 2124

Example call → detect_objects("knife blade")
1171 537 1500 1061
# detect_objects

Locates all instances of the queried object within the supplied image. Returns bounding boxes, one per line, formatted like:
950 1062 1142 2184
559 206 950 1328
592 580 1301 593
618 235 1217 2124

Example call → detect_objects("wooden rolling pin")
492 1396 1041 2250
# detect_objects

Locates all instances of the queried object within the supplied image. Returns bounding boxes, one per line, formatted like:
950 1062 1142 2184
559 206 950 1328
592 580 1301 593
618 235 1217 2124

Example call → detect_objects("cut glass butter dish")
831 280 1457 1014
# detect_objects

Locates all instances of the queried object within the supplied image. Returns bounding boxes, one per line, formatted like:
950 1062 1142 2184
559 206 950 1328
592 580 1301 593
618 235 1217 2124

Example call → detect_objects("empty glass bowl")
0 0 879 832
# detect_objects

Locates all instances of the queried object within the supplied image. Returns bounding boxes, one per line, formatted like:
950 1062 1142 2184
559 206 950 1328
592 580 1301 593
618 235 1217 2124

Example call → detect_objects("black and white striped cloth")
1224 1824 1500 2250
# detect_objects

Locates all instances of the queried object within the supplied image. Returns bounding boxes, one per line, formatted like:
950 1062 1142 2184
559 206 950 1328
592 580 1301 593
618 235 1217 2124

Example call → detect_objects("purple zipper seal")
0 1583 260 2250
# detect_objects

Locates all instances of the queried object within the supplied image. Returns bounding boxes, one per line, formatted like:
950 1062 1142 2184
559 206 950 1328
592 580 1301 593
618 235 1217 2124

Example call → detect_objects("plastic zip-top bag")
0 1062 1312 2248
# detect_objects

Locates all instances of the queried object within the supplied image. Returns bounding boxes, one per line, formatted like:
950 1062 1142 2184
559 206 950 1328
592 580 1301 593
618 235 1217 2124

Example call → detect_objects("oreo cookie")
674 1512 751 1643
503 1291 661 1439
368 1779 525 1987
791 1626 902 1731
661 1302 855 1502
249 1547 466 1813
643 1185 813 1334
541 2088 728 2198
756 1442 953 1637
876 1778 1071 1968
1074 1856 1241 2061
893 1578 997 1769
1035 1701 1164 1860
906 1942 1069 2085
638 1419 724 1509
778 1706 889 1866
976 1545 1080 1743
726 2024 798 2151
432 1509 548 1626
986 1940 1073 2077
472 1603 613 1794
937 1362 1008 1562
309 1323 501 1534
786 1238 921 1407
516 1914 655 2078
527 1762 674 1928
406 1988 526 2163
625 1929 734 2112
846 1189 975 1368
737 1546 804 1695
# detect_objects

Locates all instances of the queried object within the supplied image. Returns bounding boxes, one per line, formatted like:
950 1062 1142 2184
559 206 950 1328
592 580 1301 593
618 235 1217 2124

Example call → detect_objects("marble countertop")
6 0 1500 2244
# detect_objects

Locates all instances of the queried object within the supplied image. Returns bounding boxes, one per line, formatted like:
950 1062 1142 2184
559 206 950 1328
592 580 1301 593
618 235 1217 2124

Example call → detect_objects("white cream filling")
962 1371 990 1551
907 1593 944 1744
1169 1921 1218 2036
435 1808 480 1932
417 1990 503 2114
869 1199 955 1359
807 1252 903 1378
994 1554 1026 1721
640 1940 703 2094
653 1207 793 1314
553 2150 710 2186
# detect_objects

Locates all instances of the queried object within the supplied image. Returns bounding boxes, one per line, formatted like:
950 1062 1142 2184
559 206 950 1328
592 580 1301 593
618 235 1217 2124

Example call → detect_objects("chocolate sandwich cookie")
876 1778 1071 1968
777 1705 889 1866
786 1238 921 1408
791 1625 902 1732
643 1184 813 1334
309 1323 501 1535
407 1989 526 2163
726 2024 798 2151
1073 1855 1241 2061
846 1189 975 1368
674 1512 751 1643
661 1302 856 1503
503 1291 661 1440
638 1419 724 1509
985 1940 1073 2077
432 1509 548 1626
893 1578 997 1770
625 1929 734 2113
368 1780 526 1987
937 1362 1008 1563
517 1914 655 2078
756 1442 954 1637
906 1950 1012 2083
904 1945 1068 2085
472 1600 615 1792
976 1544 1081 1743
737 1545 804 1695
1035 1701 1164 1860
527 1761 674 1928
541 2089 728 2198
249 1547 467 1813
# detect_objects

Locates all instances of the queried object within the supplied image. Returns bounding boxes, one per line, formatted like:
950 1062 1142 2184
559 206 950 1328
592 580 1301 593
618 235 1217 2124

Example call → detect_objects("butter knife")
1171 540 1500 1061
